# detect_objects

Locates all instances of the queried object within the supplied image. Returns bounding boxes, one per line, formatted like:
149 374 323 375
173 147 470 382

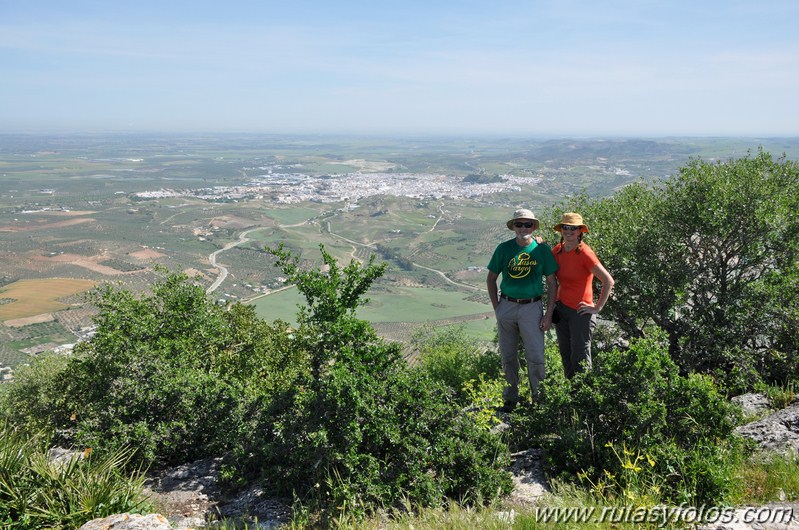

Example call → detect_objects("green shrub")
3 271 298 470
0 352 69 433
411 324 501 402
258 323 512 518
511 332 743 505
251 245 513 519
68 364 247 467
51 274 246 467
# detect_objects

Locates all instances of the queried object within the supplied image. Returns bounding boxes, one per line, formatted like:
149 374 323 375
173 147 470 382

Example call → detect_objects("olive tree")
555 149 799 392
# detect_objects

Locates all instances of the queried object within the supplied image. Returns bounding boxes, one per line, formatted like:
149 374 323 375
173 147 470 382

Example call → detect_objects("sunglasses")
561 225 581 232
514 222 535 228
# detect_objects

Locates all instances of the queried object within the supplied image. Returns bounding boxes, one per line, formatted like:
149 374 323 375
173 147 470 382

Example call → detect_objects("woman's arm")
578 263 615 314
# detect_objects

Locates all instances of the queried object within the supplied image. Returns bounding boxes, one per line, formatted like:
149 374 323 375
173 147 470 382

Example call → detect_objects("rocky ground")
141 458 291 529
79 394 799 530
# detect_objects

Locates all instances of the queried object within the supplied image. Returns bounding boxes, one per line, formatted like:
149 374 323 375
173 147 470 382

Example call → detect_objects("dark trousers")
554 301 597 379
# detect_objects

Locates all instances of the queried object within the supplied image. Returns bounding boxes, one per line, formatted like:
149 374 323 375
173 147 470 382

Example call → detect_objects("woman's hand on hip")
577 302 599 315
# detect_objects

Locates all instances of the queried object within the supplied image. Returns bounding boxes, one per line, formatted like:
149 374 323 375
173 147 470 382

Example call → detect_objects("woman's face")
560 225 582 241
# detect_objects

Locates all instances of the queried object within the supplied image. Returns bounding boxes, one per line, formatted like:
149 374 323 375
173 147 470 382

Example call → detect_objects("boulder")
735 399 799 455
731 392 771 418
79 513 173 530
142 457 291 529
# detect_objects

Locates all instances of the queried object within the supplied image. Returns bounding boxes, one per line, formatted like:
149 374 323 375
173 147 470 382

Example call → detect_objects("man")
487 208 558 412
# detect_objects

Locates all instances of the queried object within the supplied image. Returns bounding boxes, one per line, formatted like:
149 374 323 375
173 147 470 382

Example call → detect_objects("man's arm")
486 270 500 310
540 273 558 331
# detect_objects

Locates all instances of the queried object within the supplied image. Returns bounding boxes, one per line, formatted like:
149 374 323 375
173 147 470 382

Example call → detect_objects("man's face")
513 219 535 241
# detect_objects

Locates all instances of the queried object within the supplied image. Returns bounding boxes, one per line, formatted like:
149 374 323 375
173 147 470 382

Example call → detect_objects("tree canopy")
550 149 799 392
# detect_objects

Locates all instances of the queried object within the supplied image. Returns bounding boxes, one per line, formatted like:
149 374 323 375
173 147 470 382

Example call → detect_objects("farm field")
0 278 97 322
249 284 496 343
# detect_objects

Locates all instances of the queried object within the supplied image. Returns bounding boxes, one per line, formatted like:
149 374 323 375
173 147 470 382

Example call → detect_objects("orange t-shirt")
552 243 600 310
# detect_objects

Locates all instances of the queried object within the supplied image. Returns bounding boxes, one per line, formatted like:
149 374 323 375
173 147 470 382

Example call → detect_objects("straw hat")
553 212 589 233
506 208 539 230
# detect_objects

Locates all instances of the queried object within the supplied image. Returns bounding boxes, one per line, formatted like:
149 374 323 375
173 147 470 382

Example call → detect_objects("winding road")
205 216 484 296
205 227 259 294
325 223 483 292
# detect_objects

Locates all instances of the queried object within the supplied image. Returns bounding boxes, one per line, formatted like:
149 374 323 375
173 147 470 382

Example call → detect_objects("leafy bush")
3 271 298 470
251 245 513 518
261 343 512 515
67 364 246 467
411 324 501 402
0 352 69 433
510 332 743 505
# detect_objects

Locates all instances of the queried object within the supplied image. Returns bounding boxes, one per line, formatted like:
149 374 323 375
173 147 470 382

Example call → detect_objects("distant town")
133 171 539 204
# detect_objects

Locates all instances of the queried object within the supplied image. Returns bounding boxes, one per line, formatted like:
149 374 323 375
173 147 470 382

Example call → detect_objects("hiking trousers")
495 298 544 403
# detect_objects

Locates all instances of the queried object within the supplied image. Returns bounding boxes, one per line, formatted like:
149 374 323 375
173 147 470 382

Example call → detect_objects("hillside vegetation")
1 150 798 528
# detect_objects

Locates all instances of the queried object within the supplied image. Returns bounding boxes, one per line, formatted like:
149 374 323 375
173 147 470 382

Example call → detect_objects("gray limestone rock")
735 400 799 455
79 513 174 530
732 392 772 418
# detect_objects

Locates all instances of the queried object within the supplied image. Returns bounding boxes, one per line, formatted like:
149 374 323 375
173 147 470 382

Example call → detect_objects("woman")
551 212 614 379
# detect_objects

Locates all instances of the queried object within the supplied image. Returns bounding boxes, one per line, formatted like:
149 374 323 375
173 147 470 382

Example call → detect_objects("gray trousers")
555 301 597 379
495 298 545 402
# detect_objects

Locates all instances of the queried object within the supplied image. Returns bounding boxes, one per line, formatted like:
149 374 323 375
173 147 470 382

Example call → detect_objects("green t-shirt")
487 238 558 299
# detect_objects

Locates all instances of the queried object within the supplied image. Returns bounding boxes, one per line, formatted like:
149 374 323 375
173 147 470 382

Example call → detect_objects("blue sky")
2 0 798 136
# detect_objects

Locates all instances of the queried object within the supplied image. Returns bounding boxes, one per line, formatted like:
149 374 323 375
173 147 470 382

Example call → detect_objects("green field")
250 285 490 322
360 286 488 322
249 284 496 340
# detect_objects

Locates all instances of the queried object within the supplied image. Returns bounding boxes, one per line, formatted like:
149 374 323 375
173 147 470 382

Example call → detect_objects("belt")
500 294 542 304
